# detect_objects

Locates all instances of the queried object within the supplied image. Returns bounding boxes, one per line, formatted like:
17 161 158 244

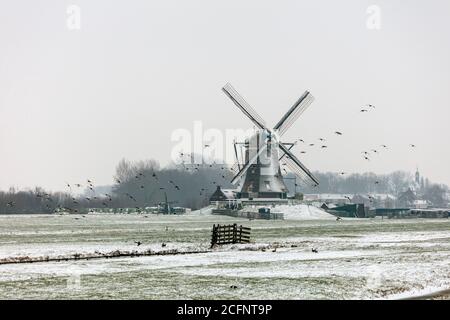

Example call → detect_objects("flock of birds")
292 104 417 170
3 103 421 259
3 103 418 211
177 153 234 196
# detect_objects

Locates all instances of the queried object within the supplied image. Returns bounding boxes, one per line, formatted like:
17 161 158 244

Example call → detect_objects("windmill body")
238 130 288 199
222 83 319 200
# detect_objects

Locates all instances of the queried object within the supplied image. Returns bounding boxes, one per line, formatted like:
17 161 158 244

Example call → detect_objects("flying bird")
335 131 343 135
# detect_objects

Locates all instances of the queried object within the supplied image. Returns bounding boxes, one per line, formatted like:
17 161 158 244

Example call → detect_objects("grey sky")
1 0 449 191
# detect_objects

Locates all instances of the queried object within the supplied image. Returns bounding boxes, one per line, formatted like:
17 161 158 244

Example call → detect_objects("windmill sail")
279 143 319 186
274 91 314 137
222 83 267 130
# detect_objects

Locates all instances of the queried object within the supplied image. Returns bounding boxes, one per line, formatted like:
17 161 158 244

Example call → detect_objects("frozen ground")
0 213 449 299
273 204 335 220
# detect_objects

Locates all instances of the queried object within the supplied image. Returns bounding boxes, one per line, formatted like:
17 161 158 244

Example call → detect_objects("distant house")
351 194 396 208
351 194 371 207
209 186 240 210
303 194 352 206
413 199 429 209
397 188 417 208
372 194 396 208
209 186 237 202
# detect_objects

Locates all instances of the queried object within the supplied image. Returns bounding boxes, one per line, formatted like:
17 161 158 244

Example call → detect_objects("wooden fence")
211 224 251 247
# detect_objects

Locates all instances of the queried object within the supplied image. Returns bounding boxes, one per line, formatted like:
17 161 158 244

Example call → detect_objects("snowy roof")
210 187 237 201
303 194 353 201
221 189 237 199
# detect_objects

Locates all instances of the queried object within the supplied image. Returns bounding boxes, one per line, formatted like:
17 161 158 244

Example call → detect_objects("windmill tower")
222 83 319 200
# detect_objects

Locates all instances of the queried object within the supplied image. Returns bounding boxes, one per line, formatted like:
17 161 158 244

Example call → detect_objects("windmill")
222 83 319 199
156 191 178 214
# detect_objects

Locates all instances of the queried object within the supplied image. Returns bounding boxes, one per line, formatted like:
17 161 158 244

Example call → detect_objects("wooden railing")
211 224 251 247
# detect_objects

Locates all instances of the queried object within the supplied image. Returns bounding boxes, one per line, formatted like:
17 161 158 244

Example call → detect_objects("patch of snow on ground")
274 204 335 220
189 206 214 215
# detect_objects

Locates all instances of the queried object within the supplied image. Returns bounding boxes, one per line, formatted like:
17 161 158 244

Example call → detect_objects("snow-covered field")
0 213 449 299
273 204 336 220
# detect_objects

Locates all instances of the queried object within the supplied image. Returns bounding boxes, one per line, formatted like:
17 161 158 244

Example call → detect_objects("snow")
1 214 450 299
273 204 336 220
189 205 214 215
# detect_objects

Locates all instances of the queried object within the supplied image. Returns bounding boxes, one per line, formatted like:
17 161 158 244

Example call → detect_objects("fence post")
211 224 217 248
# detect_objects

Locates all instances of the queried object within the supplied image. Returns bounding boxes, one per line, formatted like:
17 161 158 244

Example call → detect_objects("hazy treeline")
286 170 449 206
0 159 234 214
1 158 448 214
292 171 419 194
110 158 234 209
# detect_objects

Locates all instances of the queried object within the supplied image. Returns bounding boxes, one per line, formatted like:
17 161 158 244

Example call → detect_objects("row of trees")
1 158 448 214
291 171 416 195
285 170 448 207
0 159 234 214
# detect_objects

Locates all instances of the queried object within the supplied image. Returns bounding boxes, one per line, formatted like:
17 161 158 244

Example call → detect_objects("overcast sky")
1 0 449 191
